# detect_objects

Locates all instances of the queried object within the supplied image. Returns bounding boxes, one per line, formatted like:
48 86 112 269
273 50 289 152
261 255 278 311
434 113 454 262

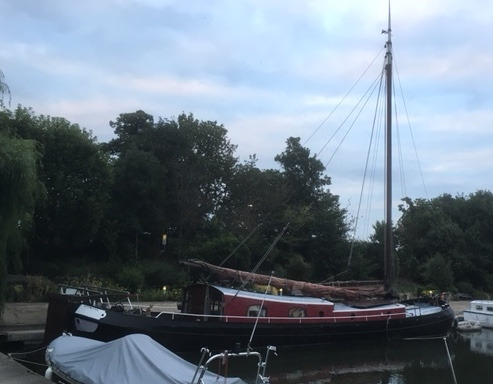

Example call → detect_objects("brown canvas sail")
182 259 387 301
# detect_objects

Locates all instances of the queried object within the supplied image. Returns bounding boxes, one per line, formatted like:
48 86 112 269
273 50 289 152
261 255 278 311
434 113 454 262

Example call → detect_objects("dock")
0 303 47 345
0 352 49 383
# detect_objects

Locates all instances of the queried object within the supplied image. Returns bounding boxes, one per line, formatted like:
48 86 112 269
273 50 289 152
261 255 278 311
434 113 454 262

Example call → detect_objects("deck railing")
152 309 407 323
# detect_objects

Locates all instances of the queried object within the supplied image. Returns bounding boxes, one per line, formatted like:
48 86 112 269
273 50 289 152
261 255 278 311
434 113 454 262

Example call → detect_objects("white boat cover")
46 333 247 384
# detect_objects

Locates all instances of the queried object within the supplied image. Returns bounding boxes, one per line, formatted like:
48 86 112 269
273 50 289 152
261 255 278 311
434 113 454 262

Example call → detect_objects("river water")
4 329 493 384
200 330 493 384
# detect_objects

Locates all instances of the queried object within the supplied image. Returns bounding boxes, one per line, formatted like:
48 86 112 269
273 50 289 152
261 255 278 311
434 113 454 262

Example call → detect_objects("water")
198 330 493 384
4 330 493 384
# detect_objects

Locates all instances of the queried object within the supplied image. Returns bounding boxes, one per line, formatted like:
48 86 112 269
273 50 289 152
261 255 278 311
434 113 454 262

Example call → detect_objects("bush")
140 261 190 289
6 275 54 302
116 267 145 293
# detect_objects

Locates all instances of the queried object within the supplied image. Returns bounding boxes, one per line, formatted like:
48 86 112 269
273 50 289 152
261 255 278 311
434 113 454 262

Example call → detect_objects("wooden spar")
182 259 387 300
383 4 396 291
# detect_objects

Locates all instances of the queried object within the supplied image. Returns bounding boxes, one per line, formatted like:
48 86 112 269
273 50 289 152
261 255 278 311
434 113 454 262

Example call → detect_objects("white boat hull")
463 300 493 329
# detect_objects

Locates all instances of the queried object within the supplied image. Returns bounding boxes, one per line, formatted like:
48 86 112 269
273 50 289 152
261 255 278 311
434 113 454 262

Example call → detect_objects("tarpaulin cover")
46 333 247 384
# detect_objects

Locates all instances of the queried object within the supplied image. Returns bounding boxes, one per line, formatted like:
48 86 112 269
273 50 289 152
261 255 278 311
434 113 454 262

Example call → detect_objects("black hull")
61 302 455 352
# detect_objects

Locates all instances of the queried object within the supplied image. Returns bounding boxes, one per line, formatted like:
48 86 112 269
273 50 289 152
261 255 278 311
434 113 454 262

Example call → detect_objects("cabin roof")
471 300 493 305
212 285 334 306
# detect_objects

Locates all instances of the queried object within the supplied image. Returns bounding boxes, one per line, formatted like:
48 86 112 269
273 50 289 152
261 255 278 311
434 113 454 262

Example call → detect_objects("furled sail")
182 259 387 301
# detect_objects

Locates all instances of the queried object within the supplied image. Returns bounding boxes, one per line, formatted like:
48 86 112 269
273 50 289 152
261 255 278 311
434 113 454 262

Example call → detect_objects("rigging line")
218 52 385 275
222 223 287 309
394 80 407 198
303 46 386 147
348 64 386 265
218 223 263 267
443 337 458 384
394 56 429 199
362 71 385 237
203 223 263 287
247 272 274 351
322 70 384 168
354 56 386 238
239 223 290 290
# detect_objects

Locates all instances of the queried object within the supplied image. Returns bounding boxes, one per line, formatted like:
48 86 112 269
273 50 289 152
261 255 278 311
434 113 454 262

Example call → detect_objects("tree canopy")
1 104 493 302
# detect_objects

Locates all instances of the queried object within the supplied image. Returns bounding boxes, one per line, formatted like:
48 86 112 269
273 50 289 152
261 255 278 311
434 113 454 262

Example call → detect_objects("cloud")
2 0 493 238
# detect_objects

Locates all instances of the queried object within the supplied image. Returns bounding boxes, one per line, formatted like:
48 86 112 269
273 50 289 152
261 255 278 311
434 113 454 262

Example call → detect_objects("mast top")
382 1 392 48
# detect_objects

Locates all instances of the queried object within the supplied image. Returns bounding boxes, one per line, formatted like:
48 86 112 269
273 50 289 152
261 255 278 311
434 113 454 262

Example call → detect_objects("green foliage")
285 253 311 281
418 253 454 291
3 107 112 263
0 129 44 308
139 260 190 288
5 275 54 302
138 287 182 301
397 191 493 294
116 266 145 293
4 102 493 299
0 69 10 107
187 233 252 271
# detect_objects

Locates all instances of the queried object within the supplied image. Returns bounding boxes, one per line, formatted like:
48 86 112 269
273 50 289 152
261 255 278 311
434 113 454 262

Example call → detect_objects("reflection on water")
4 330 493 384
258 338 454 384
205 331 493 384
459 328 493 356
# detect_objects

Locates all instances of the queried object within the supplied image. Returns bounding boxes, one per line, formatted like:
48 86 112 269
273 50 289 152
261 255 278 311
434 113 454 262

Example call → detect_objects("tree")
220 157 287 235
155 113 238 242
397 191 493 292
0 69 10 107
104 110 155 156
104 111 240 260
8 107 112 267
418 253 454 291
274 137 330 205
0 129 43 307
108 148 168 261
270 137 349 281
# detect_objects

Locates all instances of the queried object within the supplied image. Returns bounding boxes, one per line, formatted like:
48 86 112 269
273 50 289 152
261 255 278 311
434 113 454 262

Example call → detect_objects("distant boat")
44 9 455 352
463 300 493 328
455 319 482 332
45 333 274 384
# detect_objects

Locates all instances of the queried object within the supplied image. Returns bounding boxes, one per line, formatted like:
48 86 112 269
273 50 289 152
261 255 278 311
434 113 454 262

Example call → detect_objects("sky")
1 0 493 238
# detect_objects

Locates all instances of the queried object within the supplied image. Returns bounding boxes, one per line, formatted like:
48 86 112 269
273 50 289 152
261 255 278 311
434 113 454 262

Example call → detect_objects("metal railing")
191 345 277 384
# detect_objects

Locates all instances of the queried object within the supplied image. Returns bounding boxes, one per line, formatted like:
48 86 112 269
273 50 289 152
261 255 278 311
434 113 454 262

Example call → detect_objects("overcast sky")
1 0 492 238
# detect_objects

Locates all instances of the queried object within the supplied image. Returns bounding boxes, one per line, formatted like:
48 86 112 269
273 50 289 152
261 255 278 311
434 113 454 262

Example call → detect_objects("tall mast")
383 4 395 291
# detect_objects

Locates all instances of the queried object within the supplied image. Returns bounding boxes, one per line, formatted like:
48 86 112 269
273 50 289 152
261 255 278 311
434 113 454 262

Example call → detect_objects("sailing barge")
45 260 454 352
45 12 455 352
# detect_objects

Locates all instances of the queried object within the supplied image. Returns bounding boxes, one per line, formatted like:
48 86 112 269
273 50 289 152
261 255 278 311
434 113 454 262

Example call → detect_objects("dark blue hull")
47 296 455 352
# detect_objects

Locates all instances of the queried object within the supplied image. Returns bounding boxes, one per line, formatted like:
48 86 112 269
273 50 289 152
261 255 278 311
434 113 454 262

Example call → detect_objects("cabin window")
476 305 484 311
289 307 306 317
487 307 493 312
247 305 266 317
209 300 221 315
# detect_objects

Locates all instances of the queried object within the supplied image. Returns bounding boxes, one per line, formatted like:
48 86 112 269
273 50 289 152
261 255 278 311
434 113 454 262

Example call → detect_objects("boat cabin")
463 300 493 328
468 300 493 314
180 284 406 323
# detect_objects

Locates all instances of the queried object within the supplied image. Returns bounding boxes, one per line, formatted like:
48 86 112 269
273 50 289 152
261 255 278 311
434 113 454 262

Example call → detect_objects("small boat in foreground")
45 333 274 384
463 300 493 328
